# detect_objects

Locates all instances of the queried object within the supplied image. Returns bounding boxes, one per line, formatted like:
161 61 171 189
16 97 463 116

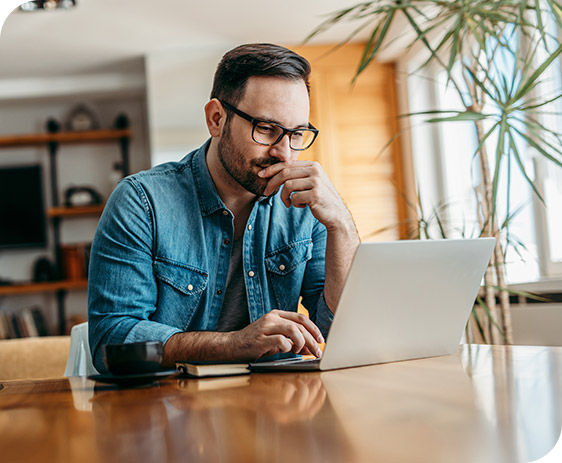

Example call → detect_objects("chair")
0 336 70 380
64 322 99 376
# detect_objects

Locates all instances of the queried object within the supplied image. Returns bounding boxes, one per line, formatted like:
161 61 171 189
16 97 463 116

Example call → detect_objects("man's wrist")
162 330 239 366
324 209 358 236
221 330 239 360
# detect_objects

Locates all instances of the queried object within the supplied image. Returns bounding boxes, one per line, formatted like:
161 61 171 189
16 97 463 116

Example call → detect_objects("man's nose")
269 134 293 163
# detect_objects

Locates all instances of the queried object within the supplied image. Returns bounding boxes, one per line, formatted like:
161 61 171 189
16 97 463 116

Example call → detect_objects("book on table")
175 360 250 377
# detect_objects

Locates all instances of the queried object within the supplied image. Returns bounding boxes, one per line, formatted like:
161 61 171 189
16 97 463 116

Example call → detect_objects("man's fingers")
276 311 325 344
249 310 325 359
287 190 319 209
267 318 322 358
263 335 293 357
298 346 314 356
258 161 314 179
261 165 315 196
296 324 323 357
280 178 313 207
271 322 307 354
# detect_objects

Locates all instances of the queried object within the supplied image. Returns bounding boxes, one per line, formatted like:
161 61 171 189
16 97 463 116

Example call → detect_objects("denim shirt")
88 140 334 372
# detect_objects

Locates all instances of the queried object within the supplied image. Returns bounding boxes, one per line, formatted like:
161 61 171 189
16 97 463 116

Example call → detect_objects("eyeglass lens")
253 122 316 150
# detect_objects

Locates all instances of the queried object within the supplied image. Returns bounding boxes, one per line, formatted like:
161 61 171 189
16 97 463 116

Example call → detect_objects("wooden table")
1 344 560 462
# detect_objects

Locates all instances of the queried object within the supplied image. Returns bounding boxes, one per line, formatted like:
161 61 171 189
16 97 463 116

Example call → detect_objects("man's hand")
231 309 324 360
258 160 353 231
162 310 325 367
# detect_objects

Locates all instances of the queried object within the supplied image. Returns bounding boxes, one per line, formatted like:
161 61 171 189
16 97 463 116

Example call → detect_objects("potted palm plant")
308 0 562 344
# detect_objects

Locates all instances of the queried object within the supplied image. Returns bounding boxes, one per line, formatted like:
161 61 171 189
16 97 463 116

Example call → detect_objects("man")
88 43 360 373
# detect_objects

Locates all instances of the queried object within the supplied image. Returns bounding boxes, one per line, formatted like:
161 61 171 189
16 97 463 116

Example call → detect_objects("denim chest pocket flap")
265 240 313 276
154 258 208 295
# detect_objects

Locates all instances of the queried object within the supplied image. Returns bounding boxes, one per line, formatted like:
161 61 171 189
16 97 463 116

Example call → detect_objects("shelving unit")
0 129 131 148
0 279 88 296
47 204 105 218
0 119 131 334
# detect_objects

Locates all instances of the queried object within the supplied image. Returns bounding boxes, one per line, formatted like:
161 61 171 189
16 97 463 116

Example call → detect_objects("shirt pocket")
265 239 313 310
153 257 208 329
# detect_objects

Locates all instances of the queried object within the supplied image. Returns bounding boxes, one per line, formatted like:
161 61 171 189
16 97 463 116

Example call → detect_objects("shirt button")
187 284 194 291
278 264 286 271
247 224 252 230
224 239 230 245
248 271 255 277
222 210 229 216
217 289 222 295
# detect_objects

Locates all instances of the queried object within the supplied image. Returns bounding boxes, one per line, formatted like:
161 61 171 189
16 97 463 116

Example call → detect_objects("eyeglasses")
219 100 319 151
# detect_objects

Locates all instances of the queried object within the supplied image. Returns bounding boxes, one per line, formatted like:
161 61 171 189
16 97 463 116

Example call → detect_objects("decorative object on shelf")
113 113 131 176
60 243 90 281
46 117 61 134
64 103 100 132
20 0 76 12
114 113 130 130
64 185 103 207
33 257 58 282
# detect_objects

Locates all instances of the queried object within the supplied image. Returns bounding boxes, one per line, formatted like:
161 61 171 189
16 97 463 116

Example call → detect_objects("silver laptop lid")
319 238 495 370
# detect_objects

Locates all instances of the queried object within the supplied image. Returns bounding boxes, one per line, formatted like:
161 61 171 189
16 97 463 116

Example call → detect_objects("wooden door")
291 44 411 241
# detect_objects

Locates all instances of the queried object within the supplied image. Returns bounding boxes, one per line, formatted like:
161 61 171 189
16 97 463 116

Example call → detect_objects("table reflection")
461 344 562 462
91 372 354 462
318 354 500 462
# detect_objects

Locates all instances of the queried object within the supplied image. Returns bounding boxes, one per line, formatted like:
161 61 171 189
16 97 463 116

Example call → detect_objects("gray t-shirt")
216 237 250 331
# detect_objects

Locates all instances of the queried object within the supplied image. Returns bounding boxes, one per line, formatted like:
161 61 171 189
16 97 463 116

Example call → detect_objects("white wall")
144 44 235 166
511 304 562 346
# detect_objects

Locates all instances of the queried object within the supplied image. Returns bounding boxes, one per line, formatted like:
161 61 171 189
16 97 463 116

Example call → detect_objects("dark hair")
210 43 311 106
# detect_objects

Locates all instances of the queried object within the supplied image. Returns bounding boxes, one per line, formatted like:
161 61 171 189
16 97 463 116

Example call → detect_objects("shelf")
0 118 131 335
509 278 562 294
0 279 88 296
0 128 131 148
47 204 105 218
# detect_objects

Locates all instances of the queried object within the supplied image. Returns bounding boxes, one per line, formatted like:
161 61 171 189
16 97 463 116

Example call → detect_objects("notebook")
176 360 249 377
251 238 495 372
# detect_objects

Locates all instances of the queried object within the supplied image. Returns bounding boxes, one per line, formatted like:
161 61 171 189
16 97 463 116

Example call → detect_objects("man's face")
217 76 310 196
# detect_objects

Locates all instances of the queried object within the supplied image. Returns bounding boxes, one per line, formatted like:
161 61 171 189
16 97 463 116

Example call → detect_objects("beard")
217 122 280 197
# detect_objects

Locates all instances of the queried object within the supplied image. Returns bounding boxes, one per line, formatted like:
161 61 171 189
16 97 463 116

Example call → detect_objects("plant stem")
494 242 514 343
460 59 505 344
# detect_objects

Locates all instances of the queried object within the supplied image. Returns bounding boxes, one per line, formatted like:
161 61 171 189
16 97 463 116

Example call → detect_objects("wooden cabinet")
0 123 131 334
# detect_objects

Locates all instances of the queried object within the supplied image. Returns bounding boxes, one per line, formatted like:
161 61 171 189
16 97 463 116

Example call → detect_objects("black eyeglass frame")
219 100 319 151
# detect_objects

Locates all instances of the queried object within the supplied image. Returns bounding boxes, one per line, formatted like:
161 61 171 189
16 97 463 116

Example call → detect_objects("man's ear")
205 99 226 137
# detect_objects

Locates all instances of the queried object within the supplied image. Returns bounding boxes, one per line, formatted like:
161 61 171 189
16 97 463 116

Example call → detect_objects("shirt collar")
192 139 273 217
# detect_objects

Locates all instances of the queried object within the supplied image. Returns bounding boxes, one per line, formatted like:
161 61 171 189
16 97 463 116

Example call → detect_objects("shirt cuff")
124 320 182 346
315 292 334 338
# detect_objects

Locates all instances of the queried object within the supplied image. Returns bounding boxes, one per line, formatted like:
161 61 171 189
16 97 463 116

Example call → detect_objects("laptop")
251 238 495 372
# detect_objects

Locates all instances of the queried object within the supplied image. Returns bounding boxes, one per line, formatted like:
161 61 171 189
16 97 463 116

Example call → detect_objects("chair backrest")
0 336 70 380
64 322 99 377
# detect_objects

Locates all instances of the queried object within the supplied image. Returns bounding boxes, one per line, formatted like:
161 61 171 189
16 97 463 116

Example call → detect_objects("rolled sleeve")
314 291 334 338
124 321 181 345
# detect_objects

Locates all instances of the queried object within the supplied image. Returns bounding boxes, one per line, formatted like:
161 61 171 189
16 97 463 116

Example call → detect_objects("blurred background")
0 0 411 335
0 0 560 344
